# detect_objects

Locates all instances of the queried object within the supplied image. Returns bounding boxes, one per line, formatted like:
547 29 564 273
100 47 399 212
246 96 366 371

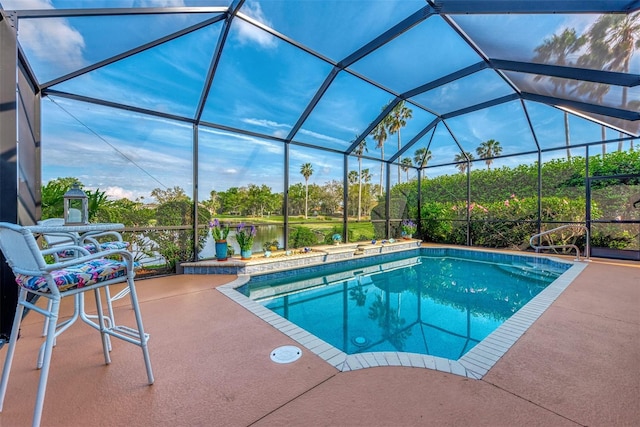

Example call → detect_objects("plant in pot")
401 219 417 239
235 223 256 260
262 240 279 257
332 233 342 245
209 219 230 261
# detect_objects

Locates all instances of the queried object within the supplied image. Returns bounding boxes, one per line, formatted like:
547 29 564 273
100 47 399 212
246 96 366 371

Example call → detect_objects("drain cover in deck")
270 345 302 364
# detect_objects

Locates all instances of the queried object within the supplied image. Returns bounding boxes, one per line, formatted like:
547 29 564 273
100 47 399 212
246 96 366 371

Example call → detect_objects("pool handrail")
529 224 590 261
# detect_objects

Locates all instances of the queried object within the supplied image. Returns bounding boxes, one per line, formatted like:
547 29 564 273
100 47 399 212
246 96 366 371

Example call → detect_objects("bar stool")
0 222 154 427
36 218 131 340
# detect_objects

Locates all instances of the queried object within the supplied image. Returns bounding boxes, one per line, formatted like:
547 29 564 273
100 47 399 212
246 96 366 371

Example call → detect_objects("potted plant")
209 219 230 261
262 240 279 257
234 223 256 260
401 219 417 239
332 233 342 245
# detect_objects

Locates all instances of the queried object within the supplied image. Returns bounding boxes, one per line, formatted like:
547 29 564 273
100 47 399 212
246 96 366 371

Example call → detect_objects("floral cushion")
56 241 129 259
16 259 128 292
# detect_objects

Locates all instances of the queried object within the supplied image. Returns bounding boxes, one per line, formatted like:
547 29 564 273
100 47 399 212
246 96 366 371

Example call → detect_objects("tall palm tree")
579 13 640 152
347 170 358 217
360 168 372 184
387 101 413 183
599 13 639 151
300 163 313 219
476 139 502 170
348 170 359 185
360 168 372 216
533 28 585 95
353 139 368 220
533 28 585 160
413 147 432 179
602 13 640 107
400 157 413 182
372 120 388 197
453 151 474 174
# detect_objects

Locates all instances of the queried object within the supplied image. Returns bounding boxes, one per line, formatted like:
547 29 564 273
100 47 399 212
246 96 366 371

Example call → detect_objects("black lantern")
63 183 89 225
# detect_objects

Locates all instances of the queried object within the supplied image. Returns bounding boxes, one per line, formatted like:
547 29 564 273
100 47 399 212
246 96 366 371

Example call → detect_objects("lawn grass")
212 215 376 240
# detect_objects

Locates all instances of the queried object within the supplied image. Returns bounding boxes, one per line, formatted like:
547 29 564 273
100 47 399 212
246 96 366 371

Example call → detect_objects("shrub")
323 226 355 244
370 197 408 238
421 202 454 242
289 226 319 248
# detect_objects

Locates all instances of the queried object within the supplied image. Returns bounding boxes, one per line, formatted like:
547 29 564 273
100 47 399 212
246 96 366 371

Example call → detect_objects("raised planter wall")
181 239 422 276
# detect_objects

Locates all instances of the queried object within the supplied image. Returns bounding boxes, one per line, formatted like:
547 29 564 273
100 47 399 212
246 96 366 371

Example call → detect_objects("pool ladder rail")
529 224 590 262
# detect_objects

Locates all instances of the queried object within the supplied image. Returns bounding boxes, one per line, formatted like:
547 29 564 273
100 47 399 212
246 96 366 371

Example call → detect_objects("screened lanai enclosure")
0 1 639 331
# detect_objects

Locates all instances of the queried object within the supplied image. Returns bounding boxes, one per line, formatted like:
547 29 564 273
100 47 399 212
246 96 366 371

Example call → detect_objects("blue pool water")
239 249 571 361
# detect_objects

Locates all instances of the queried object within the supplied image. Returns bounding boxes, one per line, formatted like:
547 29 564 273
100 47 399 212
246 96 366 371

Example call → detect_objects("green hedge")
387 151 640 250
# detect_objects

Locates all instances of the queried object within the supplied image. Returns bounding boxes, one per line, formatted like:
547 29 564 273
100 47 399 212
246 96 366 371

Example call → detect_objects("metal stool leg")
0 289 27 412
127 276 154 384
32 296 60 427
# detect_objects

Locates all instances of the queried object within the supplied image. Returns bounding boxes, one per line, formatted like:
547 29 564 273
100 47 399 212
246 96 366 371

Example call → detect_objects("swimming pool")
218 247 587 379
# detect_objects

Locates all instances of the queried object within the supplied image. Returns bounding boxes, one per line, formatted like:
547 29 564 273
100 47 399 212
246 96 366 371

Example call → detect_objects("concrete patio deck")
0 257 638 426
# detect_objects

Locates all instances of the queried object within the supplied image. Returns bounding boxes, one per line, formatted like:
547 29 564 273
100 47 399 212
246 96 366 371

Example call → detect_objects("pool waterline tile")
217 247 587 379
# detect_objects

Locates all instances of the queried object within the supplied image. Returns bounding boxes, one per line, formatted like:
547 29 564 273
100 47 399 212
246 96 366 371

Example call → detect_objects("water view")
199 224 286 259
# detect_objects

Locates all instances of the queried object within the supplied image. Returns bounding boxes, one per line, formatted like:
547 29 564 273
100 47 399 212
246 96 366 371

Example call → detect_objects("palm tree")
360 168 372 215
372 119 388 197
533 28 585 95
400 157 413 182
533 28 585 160
453 151 474 174
413 148 432 179
348 170 359 185
387 101 413 183
602 13 640 107
300 163 313 219
476 139 502 170
598 13 640 151
360 168 372 184
347 170 359 217
353 139 368 220
579 13 640 152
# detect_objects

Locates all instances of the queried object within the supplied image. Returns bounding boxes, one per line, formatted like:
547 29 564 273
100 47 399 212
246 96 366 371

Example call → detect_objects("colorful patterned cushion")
56 241 129 259
15 259 128 292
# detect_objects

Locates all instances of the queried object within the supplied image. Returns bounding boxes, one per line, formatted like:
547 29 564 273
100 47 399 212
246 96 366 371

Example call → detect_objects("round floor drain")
270 345 302 364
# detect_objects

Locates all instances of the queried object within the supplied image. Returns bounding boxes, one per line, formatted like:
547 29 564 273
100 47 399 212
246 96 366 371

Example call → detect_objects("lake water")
198 224 285 258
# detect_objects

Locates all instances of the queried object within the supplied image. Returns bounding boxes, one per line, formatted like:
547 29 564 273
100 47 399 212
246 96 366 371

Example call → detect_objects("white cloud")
135 0 186 6
198 127 283 156
1 0 51 9
242 117 292 138
242 117 289 129
297 128 344 145
101 186 136 200
41 99 195 196
235 1 277 49
14 1 87 75
273 129 288 139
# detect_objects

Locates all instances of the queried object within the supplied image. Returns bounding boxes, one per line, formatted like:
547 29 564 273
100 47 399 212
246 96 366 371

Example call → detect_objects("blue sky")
3 0 638 202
